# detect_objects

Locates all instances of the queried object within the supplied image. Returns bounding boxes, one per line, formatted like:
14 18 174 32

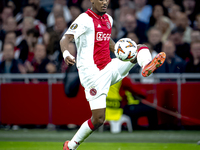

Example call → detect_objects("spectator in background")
43 30 61 72
0 42 20 73
0 17 17 49
17 4 46 36
127 32 139 44
194 14 200 31
118 14 147 43
147 27 162 53
156 40 186 73
16 16 36 46
67 0 82 8
20 4 46 36
3 31 20 60
47 0 72 27
175 12 192 43
182 0 198 28
106 6 114 19
28 0 49 25
4 17 17 33
134 0 152 24
69 5 83 24
0 6 13 47
185 41 200 73
114 1 135 31
0 6 13 30
81 0 92 12
169 27 192 61
47 15 68 38
112 76 158 130
154 16 172 43
168 4 181 29
43 30 60 61
24 44 56 73
18 28 40 63
111 24 118 43
54 16 68 38
162 0 174 13
191 30 200 42
149 5 164 28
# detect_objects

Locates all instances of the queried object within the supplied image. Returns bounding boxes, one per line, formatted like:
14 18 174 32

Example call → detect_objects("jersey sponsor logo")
96 32 111 41
106 22 111 29
70 23 78 30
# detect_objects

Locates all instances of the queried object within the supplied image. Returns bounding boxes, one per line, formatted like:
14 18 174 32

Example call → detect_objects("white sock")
68 119 94 149
137 48 152 68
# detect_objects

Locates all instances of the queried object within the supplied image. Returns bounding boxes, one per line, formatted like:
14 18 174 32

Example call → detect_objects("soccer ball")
114 38 137 61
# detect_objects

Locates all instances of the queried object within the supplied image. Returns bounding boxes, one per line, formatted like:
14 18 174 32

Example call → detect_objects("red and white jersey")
65 9 113 72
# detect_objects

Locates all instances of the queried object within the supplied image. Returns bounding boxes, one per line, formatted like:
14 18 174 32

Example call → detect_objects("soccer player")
60 0 166 149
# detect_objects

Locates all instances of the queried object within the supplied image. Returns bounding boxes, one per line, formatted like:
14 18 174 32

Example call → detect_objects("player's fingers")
67 56 75 62
65 57 75 65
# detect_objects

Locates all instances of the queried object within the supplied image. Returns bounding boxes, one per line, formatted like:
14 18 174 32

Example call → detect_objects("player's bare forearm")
60 34 76 65
60 34 74 53
109 38 115 53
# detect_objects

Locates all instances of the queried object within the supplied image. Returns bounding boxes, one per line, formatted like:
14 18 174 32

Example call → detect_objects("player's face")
91 0 109 15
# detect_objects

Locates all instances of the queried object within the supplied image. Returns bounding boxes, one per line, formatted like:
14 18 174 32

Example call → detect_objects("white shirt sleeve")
65 13 88 40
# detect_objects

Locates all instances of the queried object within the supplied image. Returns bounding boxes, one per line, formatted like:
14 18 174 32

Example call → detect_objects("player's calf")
91 108 106 129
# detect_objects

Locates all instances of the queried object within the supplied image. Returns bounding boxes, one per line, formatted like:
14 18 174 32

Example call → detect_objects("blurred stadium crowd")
0 0 200 74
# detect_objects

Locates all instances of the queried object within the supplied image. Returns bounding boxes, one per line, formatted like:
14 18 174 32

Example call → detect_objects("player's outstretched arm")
109 38 115 53
60 34 76 66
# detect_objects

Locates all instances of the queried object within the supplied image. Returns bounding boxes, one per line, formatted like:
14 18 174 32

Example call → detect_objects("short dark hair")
5 31 16 36
191 40 200 47
0 6 13 14
26 28 40 37
23 4 37 11
171 27 185 35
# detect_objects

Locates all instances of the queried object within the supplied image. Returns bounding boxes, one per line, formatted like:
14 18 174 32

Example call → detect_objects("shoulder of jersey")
106 13 113 26
78 12 93 21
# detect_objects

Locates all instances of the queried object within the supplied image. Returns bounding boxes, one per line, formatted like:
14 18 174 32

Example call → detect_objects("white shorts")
78 58 135 109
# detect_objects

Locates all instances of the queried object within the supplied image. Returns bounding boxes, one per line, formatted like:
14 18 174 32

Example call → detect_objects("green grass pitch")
0 129 200 150
0 142 199 150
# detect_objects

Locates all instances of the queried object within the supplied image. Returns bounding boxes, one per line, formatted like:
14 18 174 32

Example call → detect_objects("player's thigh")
111 58 135 85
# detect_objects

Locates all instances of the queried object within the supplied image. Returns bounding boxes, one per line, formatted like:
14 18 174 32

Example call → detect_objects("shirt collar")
87 9 106 20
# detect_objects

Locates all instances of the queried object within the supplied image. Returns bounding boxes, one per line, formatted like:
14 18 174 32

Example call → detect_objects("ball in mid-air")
114 38 137 61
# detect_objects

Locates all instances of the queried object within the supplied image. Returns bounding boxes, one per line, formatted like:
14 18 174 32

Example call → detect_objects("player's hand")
64 56 76 66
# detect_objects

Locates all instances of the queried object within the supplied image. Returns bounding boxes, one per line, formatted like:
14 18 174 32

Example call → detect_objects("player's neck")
91 8 106 16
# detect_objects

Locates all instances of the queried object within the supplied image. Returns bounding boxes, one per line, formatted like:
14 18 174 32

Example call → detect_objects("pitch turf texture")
0 129 200 150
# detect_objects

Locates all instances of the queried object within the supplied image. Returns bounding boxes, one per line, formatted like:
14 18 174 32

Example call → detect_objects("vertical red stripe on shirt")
86 9 112 70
